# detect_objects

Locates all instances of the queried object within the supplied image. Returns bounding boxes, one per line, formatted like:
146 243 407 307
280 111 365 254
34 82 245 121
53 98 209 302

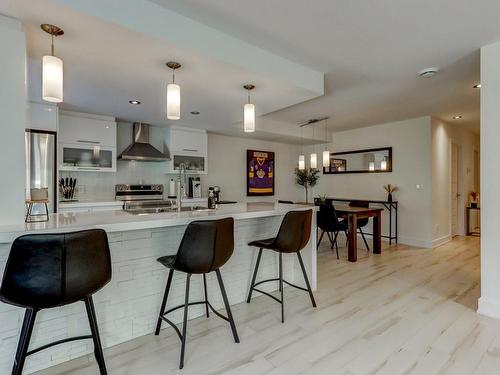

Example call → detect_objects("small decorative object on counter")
169 178 176 198
383 184 398 202
294 167 320 204
208 188 216 209
470 191 479 208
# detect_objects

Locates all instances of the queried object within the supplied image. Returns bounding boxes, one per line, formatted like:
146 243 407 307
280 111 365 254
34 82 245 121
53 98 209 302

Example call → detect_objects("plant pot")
387 193 393 203
471 202 478 208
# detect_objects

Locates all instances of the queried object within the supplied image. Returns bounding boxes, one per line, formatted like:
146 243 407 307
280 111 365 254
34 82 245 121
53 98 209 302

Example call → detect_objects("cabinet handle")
183 148 198 152
77 140 101 144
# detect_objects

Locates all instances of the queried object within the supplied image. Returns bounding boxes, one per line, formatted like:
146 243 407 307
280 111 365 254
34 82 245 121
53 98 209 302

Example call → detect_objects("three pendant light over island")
41 24 64 103
166 61 182 120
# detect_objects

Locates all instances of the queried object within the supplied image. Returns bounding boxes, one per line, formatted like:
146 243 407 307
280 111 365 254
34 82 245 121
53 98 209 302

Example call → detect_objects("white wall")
0 15 26 225
305 117 434 247
201 133 303 203
62 123 304 203
431 118 480 244
478 41 500 320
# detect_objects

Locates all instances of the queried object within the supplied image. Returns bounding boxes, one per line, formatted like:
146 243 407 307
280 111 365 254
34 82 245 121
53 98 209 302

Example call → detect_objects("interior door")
451 143 459 236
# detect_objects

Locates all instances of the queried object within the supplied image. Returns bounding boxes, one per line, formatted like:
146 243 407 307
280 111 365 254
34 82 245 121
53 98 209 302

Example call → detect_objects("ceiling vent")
417 67 439 78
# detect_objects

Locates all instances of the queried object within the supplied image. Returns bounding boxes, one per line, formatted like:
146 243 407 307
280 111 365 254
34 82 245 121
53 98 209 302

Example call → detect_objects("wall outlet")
416 184 424 190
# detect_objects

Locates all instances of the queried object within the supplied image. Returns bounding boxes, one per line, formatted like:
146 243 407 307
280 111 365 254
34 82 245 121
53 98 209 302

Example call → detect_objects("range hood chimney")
118 123 170 161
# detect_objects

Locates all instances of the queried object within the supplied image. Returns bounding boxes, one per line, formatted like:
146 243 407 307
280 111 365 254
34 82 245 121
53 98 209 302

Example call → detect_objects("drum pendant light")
243 84 255 132
41 24 64 103
166 62 181 120
323 118 330 168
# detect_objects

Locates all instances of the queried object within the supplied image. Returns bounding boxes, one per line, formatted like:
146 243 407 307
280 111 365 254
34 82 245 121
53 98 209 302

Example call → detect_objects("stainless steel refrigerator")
25 129 57 213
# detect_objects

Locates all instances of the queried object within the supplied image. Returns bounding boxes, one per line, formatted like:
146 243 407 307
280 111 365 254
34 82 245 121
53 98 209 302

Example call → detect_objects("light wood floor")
36 235 500 375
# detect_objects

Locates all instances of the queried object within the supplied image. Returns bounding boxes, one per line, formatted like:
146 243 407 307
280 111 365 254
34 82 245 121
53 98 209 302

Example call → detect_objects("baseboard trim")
398 236 433 248
432 235 452 248
478 297 500 320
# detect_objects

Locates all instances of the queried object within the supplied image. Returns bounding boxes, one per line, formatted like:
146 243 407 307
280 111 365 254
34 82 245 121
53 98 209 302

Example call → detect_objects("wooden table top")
334 205 384 214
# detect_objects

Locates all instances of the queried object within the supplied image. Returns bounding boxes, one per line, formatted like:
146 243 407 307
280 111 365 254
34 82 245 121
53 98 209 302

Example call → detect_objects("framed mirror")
323 147 392 174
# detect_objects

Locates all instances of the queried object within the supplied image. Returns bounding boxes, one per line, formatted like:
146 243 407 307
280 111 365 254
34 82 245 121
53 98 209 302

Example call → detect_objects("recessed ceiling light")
453 115 462 120
417 67 439 78
473 84 481 89
129 100 141 105
190 111 200 115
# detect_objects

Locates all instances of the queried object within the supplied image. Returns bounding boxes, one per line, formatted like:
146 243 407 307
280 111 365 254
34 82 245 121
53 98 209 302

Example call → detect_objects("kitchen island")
0 202 317 374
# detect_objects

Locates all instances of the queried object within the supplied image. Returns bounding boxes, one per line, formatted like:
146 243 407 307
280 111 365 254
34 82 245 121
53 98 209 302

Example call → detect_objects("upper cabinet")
58 111 117 172
167 126 208 174
27 101 58 132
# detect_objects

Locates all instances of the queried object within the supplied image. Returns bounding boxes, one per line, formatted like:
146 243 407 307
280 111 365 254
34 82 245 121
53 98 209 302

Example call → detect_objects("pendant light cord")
51 34 54 56
172 69 175 84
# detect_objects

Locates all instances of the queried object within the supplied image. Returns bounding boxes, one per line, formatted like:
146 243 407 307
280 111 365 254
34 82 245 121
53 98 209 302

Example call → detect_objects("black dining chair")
317 202 348 259
155 218 239 369
349 200 371 252
0 229 111 375
246 210 316 323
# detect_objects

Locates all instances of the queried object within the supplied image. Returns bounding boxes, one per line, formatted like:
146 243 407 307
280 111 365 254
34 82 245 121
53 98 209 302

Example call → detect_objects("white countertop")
58 197 208 209
0 202 316 243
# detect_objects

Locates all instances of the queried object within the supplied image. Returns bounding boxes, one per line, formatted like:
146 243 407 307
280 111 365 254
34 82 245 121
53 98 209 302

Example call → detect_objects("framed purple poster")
247 150 275 196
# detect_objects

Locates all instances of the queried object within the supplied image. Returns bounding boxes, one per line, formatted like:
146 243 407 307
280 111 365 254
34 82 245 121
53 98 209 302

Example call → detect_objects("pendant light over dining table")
166 61 181 120
243 84 255 133
41 24 64 103
323 118 330 168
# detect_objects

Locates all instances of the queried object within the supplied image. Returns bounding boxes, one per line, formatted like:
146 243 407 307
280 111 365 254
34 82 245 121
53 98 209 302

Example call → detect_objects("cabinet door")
59 143 116 172
170 128 207 155
59 114 116 147
169 154 207 174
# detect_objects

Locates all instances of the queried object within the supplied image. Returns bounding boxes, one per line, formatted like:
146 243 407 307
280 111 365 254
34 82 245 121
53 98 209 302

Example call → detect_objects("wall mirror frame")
323 146 393 174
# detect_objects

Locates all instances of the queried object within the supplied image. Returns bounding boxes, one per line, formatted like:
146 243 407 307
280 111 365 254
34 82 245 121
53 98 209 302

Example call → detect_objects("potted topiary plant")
295 168 320 204
383 184 398 203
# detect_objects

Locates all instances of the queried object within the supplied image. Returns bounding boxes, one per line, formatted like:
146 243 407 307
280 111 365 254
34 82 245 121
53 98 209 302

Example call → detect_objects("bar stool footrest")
27 335 93 356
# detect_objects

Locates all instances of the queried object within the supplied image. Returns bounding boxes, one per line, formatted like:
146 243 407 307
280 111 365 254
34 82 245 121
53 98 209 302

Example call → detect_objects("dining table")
335 205 384 262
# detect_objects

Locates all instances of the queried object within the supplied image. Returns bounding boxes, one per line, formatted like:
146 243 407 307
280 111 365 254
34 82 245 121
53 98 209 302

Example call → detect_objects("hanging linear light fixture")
41 24 64 103
310 123 317 169
323 118 330 168
243 84 255 132
166 61 181 120
299 125 305 170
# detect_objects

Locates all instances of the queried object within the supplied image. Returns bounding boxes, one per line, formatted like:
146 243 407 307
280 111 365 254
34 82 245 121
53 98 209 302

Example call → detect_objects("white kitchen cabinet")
169 126 208 155
167 126 208 174
58 111 117 172
27 101 58 132
58 201 123 213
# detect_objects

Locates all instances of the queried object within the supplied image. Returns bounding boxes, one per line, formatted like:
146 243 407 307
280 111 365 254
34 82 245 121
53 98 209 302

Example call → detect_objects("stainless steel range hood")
119 123 170 161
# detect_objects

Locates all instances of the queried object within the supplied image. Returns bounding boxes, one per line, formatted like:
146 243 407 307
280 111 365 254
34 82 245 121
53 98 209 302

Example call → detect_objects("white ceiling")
152 0 494 133
3 0 494 138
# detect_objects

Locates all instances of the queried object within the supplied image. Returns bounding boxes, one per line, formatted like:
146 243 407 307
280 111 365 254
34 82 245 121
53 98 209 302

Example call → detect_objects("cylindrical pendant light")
323 118 330 168
298 125 305 170
41 24 64 103
310 124 317 169
166 61 181 120
243 84 255 132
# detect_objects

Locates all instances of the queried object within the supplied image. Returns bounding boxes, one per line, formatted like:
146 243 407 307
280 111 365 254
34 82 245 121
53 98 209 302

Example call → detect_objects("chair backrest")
349 200 370 226
273 210 312 253
0 229 111 309
174 217 234 274
317 203 343 232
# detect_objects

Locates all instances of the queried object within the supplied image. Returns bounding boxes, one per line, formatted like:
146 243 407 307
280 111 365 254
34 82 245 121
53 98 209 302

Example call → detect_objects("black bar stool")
0 229 112 375
154 218 240 369
247 209 316 323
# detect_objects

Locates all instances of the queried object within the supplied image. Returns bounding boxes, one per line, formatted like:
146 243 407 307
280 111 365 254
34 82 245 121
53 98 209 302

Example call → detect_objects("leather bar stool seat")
155 218 240 369
247 210 317 323
0 229 111 375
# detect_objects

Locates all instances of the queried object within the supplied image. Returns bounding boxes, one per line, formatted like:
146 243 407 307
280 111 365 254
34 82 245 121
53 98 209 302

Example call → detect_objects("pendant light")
310 124 317 169
166 61 181 120
41 24 64 103
299 125 305 170
323 118 330 168
243 84 255 132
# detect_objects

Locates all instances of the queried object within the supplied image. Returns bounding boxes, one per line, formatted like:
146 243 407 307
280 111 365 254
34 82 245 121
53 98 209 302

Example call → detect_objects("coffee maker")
212 186 221 203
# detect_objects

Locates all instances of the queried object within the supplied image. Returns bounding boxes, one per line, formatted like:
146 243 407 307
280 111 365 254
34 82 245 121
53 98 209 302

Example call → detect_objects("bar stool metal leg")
155 269 174 335
179 274 191 369
84 296 107 375
215 269 240 343
279 253 284 323
12 308 37 375
297 252 317 308
203 274 209 318
246 248 263 303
